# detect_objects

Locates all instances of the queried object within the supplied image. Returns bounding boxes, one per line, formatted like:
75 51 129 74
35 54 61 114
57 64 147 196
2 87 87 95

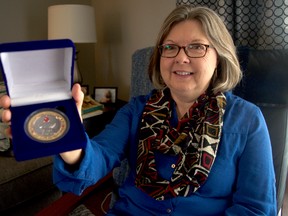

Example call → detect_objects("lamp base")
73 58 82 84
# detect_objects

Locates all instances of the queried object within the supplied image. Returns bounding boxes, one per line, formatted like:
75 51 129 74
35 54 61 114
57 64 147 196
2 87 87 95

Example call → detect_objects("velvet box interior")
0 39 87 161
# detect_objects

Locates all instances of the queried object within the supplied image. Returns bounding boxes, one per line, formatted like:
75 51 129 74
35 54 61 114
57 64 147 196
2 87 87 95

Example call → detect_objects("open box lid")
0 39 75 107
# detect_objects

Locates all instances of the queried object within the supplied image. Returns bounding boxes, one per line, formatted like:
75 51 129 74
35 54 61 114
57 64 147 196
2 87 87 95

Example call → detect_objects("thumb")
72 83 84 121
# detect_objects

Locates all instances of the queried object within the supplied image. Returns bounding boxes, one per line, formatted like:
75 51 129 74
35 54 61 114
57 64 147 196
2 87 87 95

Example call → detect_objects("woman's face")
160 20 218 102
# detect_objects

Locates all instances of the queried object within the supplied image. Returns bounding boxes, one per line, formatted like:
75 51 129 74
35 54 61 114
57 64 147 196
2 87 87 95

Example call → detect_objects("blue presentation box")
0 39 87 161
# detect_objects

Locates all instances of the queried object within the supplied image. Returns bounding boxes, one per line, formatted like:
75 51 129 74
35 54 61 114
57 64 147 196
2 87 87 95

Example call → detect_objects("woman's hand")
72 83 84 122
59 83 84 165
0 95 12 138
0 84 85 165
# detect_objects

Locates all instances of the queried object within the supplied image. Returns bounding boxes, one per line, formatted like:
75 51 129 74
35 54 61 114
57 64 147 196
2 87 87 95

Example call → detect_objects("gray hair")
148 5 242 93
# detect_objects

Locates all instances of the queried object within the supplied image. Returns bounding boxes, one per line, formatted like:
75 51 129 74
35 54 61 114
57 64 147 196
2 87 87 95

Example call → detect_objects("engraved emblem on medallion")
25 109 69 143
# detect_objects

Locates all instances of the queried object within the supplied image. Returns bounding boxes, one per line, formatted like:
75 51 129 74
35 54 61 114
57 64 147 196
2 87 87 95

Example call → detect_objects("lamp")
48 4 96 83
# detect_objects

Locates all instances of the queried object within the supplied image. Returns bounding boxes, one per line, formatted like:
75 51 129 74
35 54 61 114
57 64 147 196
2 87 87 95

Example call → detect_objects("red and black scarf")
135 88 226 200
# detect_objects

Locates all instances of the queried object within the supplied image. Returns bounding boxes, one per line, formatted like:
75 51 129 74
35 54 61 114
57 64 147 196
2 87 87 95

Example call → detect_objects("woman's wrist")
60 148 84 165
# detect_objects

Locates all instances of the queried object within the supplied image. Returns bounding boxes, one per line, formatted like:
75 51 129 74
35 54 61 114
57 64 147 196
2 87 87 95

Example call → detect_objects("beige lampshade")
48 4 97 43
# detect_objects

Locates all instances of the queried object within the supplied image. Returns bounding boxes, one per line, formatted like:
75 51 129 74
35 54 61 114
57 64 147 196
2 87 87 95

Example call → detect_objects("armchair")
235 47 288 215
130 47 288 216
38 46 288 215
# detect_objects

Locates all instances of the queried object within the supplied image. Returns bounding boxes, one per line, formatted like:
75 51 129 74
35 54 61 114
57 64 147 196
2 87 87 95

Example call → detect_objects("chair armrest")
36 172 113 216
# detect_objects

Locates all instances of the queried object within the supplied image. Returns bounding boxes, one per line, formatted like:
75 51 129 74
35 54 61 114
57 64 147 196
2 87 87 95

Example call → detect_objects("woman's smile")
173 71 194 76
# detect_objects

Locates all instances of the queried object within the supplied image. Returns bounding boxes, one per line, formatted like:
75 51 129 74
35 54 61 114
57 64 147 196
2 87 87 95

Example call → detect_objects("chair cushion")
235 47 288 213
236 47 288 105
0 156 56 210
259 105 288 211
130 47 154 98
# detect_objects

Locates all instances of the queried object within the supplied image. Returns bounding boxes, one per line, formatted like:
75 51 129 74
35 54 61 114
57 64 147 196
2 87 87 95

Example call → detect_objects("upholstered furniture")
38 46 288 215
116 46 288 215
0 155 61 215
0 67 61 215
235 47 288 215
130 46 288 215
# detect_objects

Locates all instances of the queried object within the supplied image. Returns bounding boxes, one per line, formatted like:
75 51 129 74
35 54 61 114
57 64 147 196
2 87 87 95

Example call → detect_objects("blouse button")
171 164 176 169
166 208 172 213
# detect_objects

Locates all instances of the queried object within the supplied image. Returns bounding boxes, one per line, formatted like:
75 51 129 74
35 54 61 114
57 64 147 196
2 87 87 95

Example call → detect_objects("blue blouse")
53 92 277 215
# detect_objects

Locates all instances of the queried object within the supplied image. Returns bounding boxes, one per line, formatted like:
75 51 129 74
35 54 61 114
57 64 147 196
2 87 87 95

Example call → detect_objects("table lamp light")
48 4 97 83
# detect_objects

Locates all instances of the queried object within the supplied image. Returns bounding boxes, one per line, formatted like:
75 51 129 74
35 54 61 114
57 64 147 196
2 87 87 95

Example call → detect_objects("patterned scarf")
135 88 226 200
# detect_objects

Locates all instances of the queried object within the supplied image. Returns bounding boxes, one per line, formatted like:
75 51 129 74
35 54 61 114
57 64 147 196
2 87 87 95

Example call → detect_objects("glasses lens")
186 44 207 58
160 44 178 57
159 44 208 58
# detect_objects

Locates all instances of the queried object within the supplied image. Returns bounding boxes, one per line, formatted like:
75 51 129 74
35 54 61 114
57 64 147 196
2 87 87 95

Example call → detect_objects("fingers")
0 95 11 123
0 95 12 138
0 95 11 109
1 109 11 123
0 108 12 139
72 83 84 121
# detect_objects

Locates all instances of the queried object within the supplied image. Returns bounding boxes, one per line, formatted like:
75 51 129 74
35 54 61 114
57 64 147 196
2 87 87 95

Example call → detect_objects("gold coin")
25 108 69 143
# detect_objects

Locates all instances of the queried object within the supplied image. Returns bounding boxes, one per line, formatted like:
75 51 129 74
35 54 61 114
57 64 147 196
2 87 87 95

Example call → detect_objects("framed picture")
81 85 89 95
94 87 117 104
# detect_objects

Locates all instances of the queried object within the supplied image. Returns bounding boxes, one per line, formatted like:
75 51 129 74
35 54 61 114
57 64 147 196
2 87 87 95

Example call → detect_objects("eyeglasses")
158 43 213 58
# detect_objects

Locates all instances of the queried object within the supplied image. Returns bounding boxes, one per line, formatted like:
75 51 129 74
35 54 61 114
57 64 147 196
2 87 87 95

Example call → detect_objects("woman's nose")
175 48 190 63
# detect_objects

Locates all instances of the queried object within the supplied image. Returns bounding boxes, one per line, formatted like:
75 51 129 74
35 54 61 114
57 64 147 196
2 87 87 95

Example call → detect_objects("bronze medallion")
25 108 69 143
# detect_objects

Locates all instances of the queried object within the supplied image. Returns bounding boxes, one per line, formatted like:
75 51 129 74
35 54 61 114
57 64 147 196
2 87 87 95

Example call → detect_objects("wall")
90 0 176 100
0 0 176 101
0 0 91 42
0 0 93 82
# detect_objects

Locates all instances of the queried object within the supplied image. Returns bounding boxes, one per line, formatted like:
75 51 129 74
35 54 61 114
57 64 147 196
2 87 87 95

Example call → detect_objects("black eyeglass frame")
158 43 213 58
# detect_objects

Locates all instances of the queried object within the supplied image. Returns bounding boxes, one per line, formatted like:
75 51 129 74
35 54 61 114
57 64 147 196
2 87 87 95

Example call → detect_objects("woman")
1 5 276 215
